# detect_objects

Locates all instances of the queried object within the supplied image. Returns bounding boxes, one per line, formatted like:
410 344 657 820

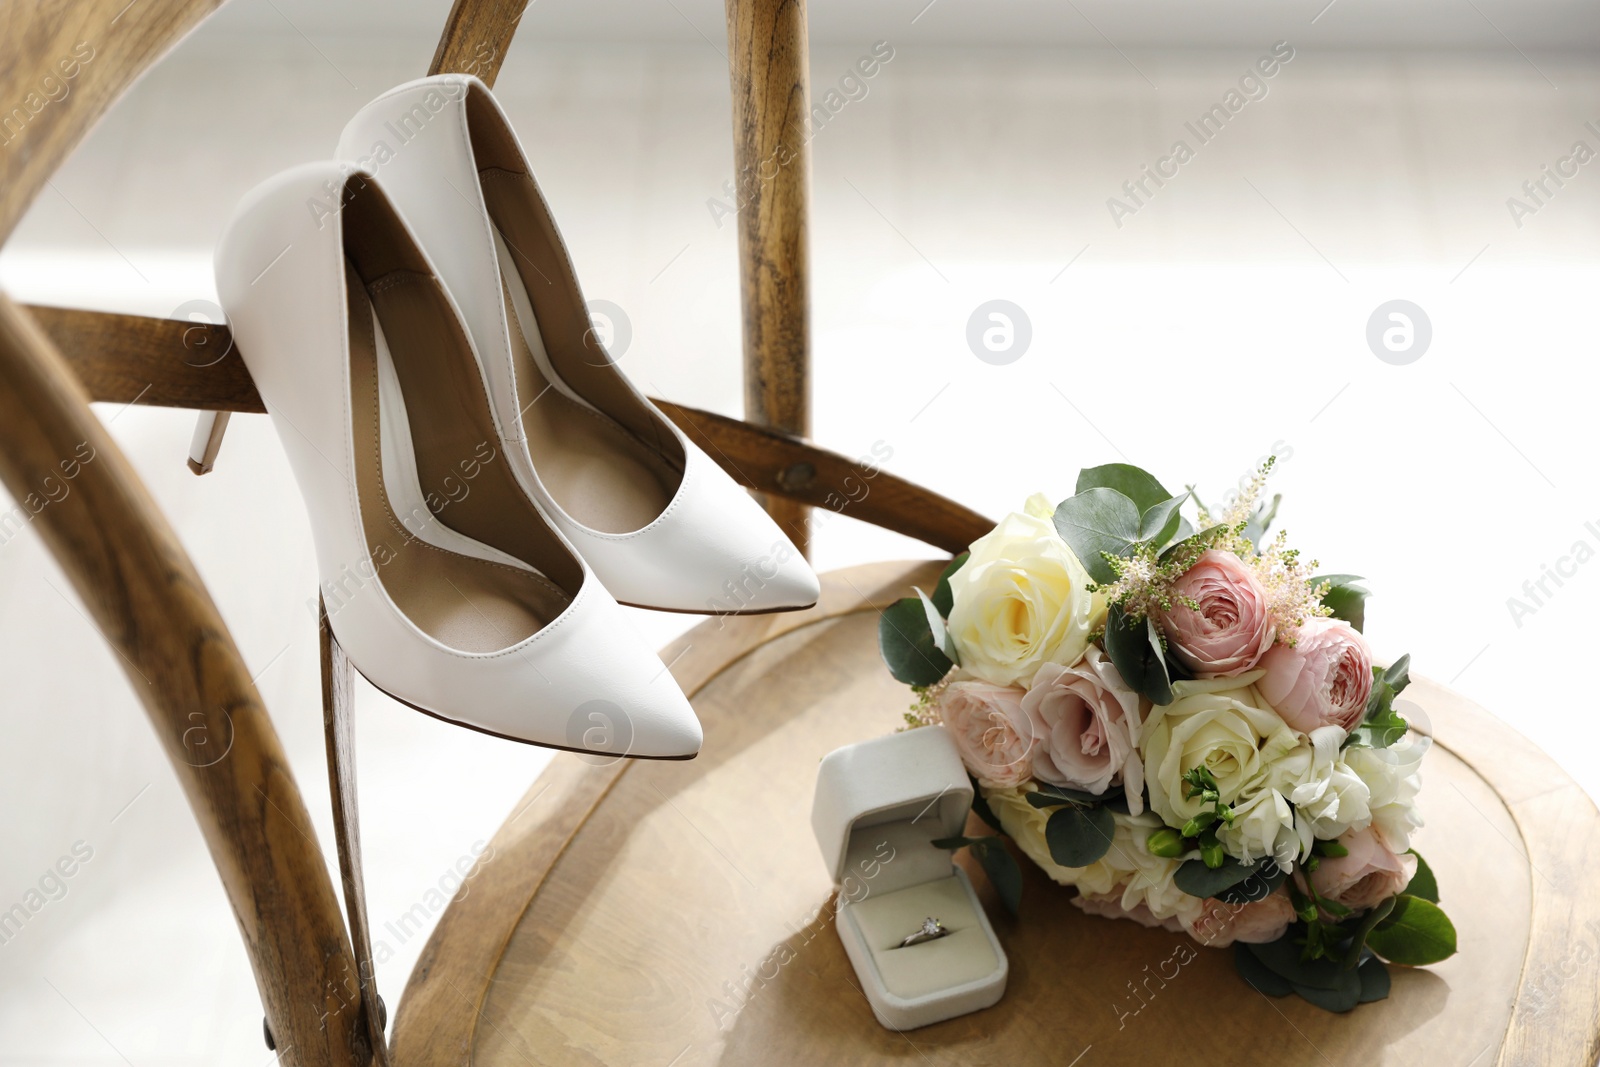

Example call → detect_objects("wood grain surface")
723 0 814 556
386 561 1600 1067
25 305 992 554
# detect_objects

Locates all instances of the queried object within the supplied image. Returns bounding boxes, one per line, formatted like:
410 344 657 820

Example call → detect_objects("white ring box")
811 725 1008 1031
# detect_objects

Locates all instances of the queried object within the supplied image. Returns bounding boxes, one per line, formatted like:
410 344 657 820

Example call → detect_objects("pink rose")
1072 892 1184 933
1257 616 1374 734
1021 647 1145 811
1158 549 1275 677
1308 825 1417 913
937 681 1036 788
1184 888 1296 947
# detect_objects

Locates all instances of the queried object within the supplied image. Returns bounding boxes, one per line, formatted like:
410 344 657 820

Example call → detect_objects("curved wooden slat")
0 295 372 1066
0 0 222 243
428 0 531 88
26 305 994 553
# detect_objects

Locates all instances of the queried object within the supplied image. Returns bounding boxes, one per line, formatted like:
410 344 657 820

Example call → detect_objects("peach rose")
1184 888 1297 947
1021 647 1145 812
1307 825 1417 913
1257 616 1374 734
936 680 1036 788
1157 549 1275 677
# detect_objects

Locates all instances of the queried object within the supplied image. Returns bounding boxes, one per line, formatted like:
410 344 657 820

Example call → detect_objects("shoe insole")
346 260 569 653
492 229 678 535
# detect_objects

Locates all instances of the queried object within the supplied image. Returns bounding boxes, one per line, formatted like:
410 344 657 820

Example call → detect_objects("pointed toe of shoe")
620 680 703 760
737 551 821 613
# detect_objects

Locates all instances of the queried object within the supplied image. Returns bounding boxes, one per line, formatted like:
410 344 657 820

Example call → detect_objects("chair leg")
320 598 393 1066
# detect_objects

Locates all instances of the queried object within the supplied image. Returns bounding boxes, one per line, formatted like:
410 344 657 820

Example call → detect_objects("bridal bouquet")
878 459 1456 1012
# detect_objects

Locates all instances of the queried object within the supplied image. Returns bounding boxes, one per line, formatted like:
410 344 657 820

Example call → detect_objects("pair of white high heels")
215 75 818 760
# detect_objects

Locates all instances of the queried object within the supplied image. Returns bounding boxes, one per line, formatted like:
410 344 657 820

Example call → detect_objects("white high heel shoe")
215 161 702 759
336 75 821 615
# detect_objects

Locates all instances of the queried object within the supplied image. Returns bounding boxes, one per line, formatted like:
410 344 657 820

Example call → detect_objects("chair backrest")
0 2 989 1062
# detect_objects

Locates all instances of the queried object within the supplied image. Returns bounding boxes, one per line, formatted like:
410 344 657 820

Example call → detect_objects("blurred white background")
1 0 1598 1062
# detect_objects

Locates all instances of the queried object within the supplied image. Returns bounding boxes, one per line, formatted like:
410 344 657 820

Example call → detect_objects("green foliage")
1052 488 1143 585
1365 895 1457 966
877 596 952 686
1345 655 1412 750
1044 803 1115 868
1405 850 1440 903
931 552 968 617
1102 604 1174 706
932 835 1022 917
1312 573 1370 632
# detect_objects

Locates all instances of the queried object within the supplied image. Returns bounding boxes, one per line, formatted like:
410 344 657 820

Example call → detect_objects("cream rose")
935 680 1036 788
1140 674 1298 829
984 788 1201 926
946 512 1105 686
1157 549 1276 677
1307 825 1417 912
1345 731 1429 853
1257 617 1374 733
1022 647 1145 811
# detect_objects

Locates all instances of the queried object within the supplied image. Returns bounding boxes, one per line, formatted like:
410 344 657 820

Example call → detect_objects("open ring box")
811 725 1009 1031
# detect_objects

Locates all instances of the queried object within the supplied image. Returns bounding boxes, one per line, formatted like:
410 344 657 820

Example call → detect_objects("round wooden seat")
391 560 1600 1066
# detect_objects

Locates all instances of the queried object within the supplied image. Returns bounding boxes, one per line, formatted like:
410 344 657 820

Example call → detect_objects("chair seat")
391 560 1600 1066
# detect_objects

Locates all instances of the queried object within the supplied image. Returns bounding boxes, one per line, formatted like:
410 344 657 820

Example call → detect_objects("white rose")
1140 674 1298 829
1284 727 1372 842
947 512 1106 686
983 786 1201 925
1216 787 1303 869
1345 732 1429 853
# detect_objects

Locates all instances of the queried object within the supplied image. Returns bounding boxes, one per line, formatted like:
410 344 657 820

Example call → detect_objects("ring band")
897 916 950 948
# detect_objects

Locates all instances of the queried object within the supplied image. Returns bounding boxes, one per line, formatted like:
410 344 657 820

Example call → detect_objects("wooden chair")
3 2 1596 1065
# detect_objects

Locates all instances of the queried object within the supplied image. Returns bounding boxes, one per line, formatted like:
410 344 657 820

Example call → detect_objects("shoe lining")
340 181 580 653
492 228 678 534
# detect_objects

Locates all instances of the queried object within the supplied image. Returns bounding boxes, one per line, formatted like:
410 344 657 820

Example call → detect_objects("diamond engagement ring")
897 917 950 948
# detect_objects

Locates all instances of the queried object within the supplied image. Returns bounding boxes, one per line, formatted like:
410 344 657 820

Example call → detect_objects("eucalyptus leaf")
931 552 969 617
1247 931 1353 991
1214 860 1290 906
1357 955 1392 1003
1312 573 1371 633
1026 783 1104 808
1405 851 1439 904
914 587 955 659
877 597 953 686
1159 522 1229 562
1175 856 1265 899
1139 492 1190 547
969 777 1004 834
1102 605 1173 706
1366 895 1457 966
1233 942 1293 997
1291 970 1362 1013
1044 803 1115 868
1075 463 1173 513
973 838 1023 917
1052 488 1142 584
